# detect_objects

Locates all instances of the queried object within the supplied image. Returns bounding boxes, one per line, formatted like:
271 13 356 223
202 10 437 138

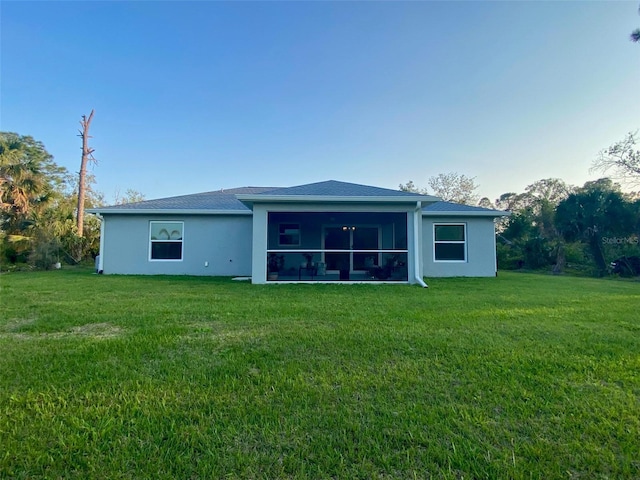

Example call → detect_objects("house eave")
422 210 511 217
87 208 252 216
236 194 440 205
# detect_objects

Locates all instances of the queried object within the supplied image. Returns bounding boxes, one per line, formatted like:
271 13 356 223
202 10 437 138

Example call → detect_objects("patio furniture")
298 264 318 280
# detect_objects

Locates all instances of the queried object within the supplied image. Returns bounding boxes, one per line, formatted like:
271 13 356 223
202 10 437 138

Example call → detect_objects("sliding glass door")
323 226 380 272
323 227 350 271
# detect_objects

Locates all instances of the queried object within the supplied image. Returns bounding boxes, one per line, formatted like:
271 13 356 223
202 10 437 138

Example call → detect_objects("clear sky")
1 1 639 204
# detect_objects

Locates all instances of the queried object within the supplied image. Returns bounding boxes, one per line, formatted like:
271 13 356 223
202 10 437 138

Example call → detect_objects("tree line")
2 130 639 276
0 131 142 270
493 177 639 276
402 132 640 277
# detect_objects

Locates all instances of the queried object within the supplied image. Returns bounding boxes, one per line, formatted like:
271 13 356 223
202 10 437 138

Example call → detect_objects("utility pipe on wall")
414 202 428 288
96 213 105 273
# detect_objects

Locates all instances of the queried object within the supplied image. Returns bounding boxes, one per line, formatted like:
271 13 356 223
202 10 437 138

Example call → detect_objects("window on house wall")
434 224 466 261
150 221 183 260
279 223 300 246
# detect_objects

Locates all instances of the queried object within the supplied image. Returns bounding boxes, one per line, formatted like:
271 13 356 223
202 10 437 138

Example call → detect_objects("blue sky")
2 1 639 203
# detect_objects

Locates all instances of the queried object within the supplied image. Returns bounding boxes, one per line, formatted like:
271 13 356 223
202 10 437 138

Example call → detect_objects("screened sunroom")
264 211 410 282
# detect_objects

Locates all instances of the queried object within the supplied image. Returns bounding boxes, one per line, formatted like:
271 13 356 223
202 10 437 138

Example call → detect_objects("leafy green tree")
58 172 104 262
496 179 573 271
478 197 495 209
400 172 480 205
0 132 65 233
498 207 555 270
524 178 573 237
398 180 420 193
114 188 145 205
0 132 106 267
428 172 479 205
495 192 532 212
0 133 68 265
0 131 142 268
555 179 636 276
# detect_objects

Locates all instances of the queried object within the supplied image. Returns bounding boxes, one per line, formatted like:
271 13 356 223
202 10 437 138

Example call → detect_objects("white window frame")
278 223 301 247
149 221 184 262
433 223 467 262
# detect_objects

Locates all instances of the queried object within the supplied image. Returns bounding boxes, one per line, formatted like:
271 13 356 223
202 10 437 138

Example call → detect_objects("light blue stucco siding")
100 214 253 275
422 216 497 277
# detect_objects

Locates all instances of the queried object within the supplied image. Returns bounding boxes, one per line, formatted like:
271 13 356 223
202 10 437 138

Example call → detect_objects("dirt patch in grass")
2 317 38 332
68 322 123 339
0 322 123 340
180 321 265 343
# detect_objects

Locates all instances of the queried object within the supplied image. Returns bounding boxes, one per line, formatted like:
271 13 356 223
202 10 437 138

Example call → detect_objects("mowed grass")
0 270 639 479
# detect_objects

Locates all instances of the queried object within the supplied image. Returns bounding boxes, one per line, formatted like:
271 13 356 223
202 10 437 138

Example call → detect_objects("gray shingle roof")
423 201 509 217
92 187 278 212
259 180 427 198
91 182 508 216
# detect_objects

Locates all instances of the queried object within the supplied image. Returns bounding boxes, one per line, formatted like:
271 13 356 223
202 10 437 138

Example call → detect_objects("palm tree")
0 132 64 232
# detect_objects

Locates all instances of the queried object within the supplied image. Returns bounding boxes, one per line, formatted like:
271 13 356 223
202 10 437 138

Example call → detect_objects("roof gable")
236 180 440 205
260 180 428 198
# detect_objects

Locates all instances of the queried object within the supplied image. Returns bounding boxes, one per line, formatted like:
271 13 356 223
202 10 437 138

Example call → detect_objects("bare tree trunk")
588 233 608 277
552 242 565 275
77 110 95 237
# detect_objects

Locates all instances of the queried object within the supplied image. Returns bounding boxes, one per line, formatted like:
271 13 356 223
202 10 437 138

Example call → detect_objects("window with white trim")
149 221 183 260
279 223 300 246
434 224 466 262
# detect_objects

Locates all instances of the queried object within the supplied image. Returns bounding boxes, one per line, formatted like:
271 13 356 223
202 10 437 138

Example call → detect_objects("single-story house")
89 180 509 285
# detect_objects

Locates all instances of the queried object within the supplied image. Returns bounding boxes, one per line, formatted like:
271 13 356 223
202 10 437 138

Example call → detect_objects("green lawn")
1 269 639 479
